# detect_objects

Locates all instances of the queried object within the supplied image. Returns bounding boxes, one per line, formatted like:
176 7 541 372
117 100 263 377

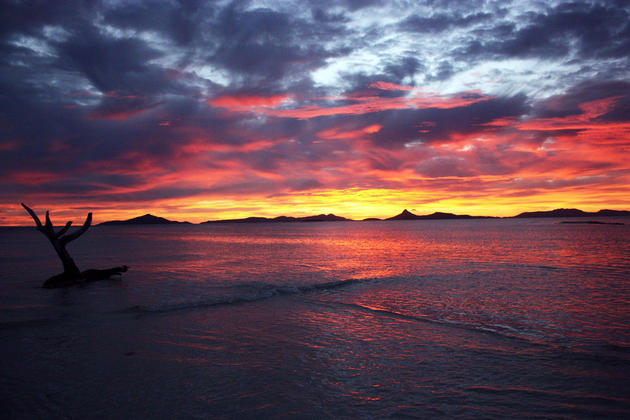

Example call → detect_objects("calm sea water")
1 219 629 418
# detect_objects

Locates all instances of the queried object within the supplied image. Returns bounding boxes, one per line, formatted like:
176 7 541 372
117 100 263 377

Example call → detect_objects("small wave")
312 300 540 344
120 278 370 314
319 301 630 358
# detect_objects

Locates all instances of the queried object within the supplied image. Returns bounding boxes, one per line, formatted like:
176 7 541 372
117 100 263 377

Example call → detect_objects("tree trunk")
51 237 81 277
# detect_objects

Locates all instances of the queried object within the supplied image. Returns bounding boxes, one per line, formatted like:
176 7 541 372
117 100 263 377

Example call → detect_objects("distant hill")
99 214 190 225
96 208 630 226
298 214 349 222
592 209 630 217
386 209 493 220
203 213 351 224
561 221 624 225
514 208 630 218
387 209 418 220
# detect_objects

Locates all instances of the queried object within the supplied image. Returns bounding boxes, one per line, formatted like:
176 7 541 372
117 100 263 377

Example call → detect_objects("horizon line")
5 207 630 227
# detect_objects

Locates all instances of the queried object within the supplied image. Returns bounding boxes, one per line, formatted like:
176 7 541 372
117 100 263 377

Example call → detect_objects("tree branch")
21 203 44 232
61 212 92 244
55 221 73 239
44 211 54 236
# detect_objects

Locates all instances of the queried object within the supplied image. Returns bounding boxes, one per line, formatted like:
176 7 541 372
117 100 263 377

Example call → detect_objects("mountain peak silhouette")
99 214 188 225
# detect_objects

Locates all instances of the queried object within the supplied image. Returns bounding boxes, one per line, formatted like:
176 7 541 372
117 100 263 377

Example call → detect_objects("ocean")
1 218 629 419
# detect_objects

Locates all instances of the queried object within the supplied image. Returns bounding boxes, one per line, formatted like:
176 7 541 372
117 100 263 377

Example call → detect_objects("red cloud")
6 170 66 186
0 140 19 151
317 124 382 140
208 94 290 110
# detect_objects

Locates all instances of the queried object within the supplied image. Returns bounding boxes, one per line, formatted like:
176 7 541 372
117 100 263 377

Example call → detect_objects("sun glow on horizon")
5 183 630 226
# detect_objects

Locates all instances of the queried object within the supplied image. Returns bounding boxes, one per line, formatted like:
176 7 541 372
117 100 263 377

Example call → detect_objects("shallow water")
1 218 629 418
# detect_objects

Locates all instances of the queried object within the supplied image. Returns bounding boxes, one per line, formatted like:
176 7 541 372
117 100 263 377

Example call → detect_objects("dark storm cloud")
87 95 159 120
598 97 630 123
104 0 351 82
400 11 492 33
55 28 169 96
459 1 630 61
338 57 426 98
425 61 455 82
369 94 530 148
207 3 351 83
417 0 492 12
384 57 425 83
1 86 236 184
311 7 348 24
336 73 406 98
306 0 382 12
535 79 630 120
0 0 96 40
0 0 201 174
103 0 212 46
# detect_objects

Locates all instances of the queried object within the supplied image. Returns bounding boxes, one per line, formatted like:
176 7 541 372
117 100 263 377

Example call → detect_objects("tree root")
42 266 129 289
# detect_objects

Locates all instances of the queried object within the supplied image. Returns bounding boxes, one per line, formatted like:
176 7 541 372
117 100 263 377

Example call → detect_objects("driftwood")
21 203 128 288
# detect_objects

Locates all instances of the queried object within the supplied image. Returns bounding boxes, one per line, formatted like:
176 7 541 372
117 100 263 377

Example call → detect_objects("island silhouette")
96 208 630 225
99 214 191 226
386 209 493 220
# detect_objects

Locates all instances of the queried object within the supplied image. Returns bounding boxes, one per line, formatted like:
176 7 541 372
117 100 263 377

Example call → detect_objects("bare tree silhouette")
22 203 128 288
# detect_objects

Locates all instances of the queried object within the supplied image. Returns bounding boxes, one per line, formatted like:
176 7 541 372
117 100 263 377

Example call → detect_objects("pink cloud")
369 81 416 91
208 94 291 110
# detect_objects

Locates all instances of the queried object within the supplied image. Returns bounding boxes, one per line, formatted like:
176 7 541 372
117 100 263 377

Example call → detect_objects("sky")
1 0 630 224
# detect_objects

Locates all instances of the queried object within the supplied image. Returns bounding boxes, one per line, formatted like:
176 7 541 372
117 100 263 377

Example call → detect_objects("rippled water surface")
1 218 629 418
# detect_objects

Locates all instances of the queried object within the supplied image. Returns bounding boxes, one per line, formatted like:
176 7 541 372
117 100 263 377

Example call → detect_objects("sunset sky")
1 0 630 224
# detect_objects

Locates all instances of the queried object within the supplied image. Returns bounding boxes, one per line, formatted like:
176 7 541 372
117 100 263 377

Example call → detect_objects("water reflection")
98 219 630 285
13 219 630 347
3 219 630 418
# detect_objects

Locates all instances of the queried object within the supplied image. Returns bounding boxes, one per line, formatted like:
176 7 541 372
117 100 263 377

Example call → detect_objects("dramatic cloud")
1 0 629 224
